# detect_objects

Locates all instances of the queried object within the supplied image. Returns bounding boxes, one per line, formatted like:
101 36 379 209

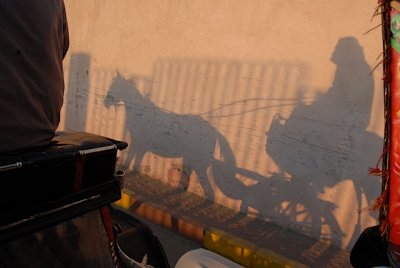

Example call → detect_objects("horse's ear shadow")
114 69 123 79
112 71 126 84
109 72 139 93
111 70 135 87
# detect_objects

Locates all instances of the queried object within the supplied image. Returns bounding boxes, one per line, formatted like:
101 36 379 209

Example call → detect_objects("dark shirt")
0 0 69 152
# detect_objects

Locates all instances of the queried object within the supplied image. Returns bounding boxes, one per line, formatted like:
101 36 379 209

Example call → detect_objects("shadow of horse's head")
104 71 144 108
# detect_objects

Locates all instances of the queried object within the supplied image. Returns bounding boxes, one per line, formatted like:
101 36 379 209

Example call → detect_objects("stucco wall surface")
60 0 384 249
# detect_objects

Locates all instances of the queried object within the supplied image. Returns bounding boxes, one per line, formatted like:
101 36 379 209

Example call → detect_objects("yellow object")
114 191 131 209
204 228 255 267
203 228 308 268
252 247 308 268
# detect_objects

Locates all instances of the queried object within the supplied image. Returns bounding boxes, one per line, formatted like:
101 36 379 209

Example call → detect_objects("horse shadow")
266 37 382 246
104 71 267 212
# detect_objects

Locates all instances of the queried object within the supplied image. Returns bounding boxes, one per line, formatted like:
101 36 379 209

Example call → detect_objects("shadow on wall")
64 53 90 131
266 36 382 246
62 36 380 249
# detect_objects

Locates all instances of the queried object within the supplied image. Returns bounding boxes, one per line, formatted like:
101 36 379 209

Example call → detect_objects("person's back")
0 0 69 152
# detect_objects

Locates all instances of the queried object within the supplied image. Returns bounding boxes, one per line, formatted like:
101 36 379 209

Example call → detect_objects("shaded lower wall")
60 0 384 250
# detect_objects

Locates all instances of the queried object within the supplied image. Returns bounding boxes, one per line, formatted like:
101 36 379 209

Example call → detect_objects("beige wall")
61 0 384 249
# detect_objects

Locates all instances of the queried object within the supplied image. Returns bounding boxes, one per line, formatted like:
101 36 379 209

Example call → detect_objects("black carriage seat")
0 131 128 244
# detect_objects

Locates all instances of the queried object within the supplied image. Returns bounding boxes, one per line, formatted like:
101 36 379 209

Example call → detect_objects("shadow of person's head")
331 36 366 66
328 36 374 130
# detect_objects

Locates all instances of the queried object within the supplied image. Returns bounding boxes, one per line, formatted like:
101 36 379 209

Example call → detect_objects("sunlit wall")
60 0 384 249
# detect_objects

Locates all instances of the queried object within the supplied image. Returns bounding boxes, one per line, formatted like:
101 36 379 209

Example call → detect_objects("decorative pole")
377 0 400 264
350 1 400 266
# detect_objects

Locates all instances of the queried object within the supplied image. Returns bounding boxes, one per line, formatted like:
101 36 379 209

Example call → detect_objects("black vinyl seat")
0 131 128 244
